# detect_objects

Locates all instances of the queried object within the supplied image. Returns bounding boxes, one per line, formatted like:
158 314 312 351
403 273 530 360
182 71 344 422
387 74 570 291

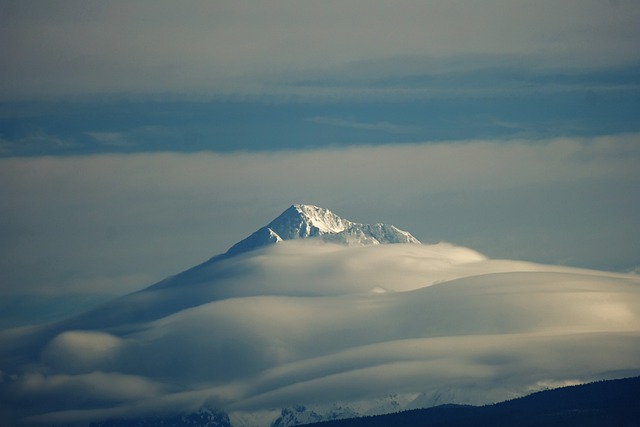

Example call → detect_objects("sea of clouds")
1 240 639 426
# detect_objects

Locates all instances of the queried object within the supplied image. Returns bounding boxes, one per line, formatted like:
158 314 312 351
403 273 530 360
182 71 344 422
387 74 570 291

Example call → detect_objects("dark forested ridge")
301 376 640 427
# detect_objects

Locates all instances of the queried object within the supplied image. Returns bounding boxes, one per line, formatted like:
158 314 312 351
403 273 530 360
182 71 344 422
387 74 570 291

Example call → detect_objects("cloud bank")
1 240 639 426
1 1 639 100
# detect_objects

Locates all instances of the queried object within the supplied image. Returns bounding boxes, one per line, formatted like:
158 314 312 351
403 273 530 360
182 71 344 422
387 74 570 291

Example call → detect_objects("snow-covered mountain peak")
4 204 640 427
223 204 420 258
268 204 352 238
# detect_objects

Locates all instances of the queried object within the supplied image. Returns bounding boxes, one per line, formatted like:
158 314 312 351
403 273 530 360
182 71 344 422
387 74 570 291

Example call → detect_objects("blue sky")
1 0 640 326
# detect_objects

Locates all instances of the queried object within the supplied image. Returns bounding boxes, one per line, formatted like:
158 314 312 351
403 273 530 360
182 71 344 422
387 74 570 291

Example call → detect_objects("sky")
1 3 640 425
1 0 640 327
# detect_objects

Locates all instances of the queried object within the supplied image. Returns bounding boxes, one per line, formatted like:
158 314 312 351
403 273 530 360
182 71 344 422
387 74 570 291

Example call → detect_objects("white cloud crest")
1 239 640 425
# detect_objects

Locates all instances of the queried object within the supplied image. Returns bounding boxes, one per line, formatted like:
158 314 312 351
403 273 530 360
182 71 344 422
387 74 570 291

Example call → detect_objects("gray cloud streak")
1 1 639 100
307 116 421 134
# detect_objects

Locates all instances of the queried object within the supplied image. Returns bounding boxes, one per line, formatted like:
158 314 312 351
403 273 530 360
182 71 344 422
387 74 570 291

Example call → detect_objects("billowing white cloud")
1 240 639 426
41 331 124 373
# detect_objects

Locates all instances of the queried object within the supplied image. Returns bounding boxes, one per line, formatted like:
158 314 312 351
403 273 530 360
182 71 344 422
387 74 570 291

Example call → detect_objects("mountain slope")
224 204 419 257
35 205 421 331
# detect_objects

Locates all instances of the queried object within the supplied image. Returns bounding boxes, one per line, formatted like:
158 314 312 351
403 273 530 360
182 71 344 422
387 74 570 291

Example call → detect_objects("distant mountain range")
300 376 640 427
85 376 640 427
1 204 639 427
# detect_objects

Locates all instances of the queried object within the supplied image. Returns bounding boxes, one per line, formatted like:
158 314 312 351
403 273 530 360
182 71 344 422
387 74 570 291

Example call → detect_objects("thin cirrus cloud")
84 132 130 147
307 116 421 134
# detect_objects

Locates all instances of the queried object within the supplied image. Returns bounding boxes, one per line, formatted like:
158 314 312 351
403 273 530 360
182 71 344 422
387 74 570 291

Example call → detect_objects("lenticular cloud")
1 207 640 427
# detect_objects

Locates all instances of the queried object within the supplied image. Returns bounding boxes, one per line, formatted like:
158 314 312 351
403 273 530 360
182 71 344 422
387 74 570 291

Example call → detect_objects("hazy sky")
1 0 639 101
1 1 640 325
1 4 640 425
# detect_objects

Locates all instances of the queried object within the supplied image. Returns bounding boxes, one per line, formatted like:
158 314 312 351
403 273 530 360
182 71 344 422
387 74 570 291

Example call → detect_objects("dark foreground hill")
301 376 640 427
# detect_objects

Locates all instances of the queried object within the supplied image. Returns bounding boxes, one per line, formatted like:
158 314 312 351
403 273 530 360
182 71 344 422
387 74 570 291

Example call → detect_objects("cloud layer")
1 1 639 100
1 134 639 424
1 240 639 426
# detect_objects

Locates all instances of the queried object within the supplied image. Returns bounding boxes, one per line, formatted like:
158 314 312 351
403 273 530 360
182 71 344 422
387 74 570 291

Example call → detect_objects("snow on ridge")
267 228 283 243
268 204 352 238
224 204 420 258
291 204 351 234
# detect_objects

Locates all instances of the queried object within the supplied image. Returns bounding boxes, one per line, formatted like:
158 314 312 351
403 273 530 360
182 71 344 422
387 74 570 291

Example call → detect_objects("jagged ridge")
225 204 420 257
